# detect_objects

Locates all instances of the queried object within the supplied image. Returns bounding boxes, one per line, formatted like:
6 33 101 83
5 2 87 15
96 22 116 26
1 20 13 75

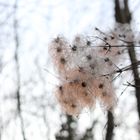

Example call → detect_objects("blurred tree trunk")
13 0 26 140
106 0 140 139
105 111 114 140
55 115 77 140
114 0 140 119
80 120 96 140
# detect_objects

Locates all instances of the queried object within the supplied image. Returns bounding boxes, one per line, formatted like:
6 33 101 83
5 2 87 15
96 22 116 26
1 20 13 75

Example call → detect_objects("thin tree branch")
13 0 26 139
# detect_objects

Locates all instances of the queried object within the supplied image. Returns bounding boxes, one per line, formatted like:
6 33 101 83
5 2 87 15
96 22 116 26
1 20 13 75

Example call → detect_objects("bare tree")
105 0 140 140
114 0 140 119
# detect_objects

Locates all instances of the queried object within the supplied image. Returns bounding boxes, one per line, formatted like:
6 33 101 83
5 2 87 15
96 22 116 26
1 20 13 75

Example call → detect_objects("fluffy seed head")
49 31 122 115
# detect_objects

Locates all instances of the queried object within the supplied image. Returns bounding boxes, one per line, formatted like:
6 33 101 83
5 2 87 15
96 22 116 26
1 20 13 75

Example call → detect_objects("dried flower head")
55 69 96 115
49 30 123 115
48 36 72 75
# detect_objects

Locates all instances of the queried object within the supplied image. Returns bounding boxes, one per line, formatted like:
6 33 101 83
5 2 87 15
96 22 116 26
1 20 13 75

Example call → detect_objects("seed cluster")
49 32 124 116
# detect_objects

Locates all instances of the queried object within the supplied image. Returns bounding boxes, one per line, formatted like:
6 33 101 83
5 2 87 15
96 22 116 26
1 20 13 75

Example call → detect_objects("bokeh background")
0 0 140 140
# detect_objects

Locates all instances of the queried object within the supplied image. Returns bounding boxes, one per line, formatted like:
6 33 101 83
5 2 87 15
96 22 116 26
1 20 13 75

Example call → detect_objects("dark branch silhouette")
13 0 26 140
115 0 140 119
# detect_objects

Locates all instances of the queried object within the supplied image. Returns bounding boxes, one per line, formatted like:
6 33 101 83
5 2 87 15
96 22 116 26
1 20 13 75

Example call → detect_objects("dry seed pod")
91 76 117 110
67 71 96 107
48 36 72 75
49 33 121 115
114 23 134 42
72 34 87 49
68 35 95 69
55 69 96 115
55 83 83 116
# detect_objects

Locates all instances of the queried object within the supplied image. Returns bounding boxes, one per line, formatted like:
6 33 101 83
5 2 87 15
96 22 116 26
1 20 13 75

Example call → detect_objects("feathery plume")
48 30 123 115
